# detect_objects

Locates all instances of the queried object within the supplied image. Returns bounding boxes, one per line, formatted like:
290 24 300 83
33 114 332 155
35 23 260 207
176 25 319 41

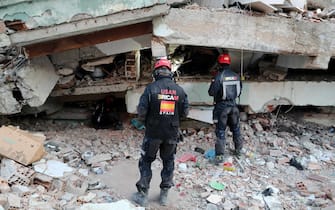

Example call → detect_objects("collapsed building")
0 0 334 122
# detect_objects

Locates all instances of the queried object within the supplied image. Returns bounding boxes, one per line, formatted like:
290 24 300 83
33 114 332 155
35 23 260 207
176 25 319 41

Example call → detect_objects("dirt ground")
1 107 335 210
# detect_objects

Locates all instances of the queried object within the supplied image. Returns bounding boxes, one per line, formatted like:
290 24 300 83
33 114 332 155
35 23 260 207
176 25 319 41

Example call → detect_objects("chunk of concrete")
16 56 59 107
85 153 112 165
0 85 22 114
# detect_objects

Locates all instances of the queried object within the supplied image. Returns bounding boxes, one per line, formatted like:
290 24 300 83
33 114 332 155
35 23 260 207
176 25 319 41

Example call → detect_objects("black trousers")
214 104 242 156
136 137 177 193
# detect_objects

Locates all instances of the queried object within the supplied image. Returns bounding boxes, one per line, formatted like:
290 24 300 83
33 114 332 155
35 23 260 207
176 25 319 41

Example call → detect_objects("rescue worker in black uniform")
208 53 243 164
133 58 189 207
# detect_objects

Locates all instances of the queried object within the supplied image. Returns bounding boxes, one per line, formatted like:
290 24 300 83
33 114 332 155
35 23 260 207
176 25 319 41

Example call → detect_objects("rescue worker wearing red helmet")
133 58 189 206
208 53 243 164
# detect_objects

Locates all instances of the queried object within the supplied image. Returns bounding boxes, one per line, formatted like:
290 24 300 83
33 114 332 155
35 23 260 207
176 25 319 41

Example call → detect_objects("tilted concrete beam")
16 56 59 107
153 8 335 69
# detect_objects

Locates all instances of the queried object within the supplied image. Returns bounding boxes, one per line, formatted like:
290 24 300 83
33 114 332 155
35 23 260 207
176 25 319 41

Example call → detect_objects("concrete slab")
9 4 169 46
96 34 151 56
153 8 335 67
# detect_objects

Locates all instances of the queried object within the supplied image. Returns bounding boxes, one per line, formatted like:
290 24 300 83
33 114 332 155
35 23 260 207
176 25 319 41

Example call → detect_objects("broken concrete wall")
153 8 335 69
307 0 335 9
15 56 59 108
0 0 166 29
49 34 151 68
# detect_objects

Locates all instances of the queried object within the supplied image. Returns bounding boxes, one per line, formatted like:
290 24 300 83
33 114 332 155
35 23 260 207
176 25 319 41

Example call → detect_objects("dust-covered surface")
0 109 334 210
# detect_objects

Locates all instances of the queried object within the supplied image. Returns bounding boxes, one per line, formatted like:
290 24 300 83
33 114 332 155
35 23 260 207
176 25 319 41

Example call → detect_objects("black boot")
159 188 169 206
233 136 243 156
214 155 225 165
132 190 148 207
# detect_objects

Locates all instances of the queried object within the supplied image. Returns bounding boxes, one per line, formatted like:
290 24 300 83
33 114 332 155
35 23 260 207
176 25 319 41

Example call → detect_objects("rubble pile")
0 112 334 209
175 114 335 209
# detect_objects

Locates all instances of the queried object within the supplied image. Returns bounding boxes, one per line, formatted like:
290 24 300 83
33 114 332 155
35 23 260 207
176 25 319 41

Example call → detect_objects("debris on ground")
0 110 334 209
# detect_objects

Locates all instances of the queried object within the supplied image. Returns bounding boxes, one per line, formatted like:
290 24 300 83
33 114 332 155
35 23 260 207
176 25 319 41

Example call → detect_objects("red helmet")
218 53 231 65
154 58 171 70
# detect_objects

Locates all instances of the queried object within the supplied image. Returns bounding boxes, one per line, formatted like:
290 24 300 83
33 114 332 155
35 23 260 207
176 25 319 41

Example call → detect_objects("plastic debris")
131 118 145 130
223 162 235 171
209 181 225 191
178 153 196 162
205 149 216 160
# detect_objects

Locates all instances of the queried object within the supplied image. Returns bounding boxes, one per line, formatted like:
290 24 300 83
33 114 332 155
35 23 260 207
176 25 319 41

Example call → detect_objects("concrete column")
151 37 168 57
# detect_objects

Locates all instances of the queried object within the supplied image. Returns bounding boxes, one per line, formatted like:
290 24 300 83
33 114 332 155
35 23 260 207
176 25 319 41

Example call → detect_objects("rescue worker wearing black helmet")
208 53 243 164
133 58 189 207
